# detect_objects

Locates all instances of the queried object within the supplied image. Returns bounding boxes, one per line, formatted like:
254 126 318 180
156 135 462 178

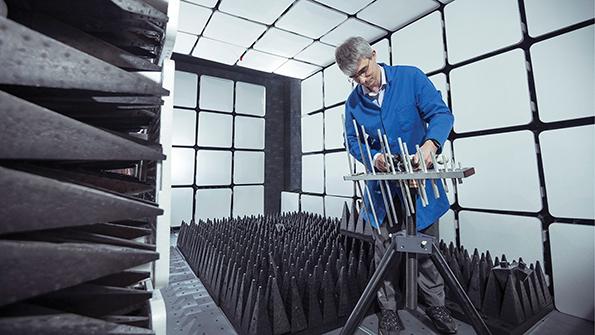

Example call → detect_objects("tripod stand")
339 179 492 335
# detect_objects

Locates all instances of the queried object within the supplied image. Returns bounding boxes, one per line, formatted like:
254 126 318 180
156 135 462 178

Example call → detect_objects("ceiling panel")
313 0 374 15
219 0 295 24
357 0 438 31
294 41 336 66
184 0 218 8
178 1 212 35
275 0 347 39
192 37 246 65
202 11 267 48
274 59 321 79
254 28 313 58
320 18 386 46
237 49 288 72
173 31 198 55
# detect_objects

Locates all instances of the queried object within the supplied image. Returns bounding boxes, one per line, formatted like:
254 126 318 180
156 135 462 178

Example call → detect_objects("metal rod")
339 246 397 335
395 137 415 215
341 114 372 223
352 120 381 234
343 167 475 181
405 189 418 310
417 145 439 201
406 144 427 207
414 145 430 206
430 242 493 335
376 129 398 227
383 134 412 217
360 125 394 228
432 153 449 193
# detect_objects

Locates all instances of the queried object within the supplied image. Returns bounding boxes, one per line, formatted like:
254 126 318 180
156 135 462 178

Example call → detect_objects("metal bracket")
391 231 436 255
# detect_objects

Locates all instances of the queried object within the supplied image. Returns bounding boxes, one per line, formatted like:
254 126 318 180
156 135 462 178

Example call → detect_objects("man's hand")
412 140 438 169
373 153 389 172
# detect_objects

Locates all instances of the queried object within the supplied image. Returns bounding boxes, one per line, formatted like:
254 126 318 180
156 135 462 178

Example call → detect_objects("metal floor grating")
164 232 593 335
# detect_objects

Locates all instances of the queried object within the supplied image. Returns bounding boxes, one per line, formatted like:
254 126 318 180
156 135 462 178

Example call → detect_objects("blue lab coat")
344 64 454 231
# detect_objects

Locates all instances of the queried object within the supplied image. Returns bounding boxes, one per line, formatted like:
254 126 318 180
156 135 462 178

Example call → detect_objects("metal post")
352 120 381 234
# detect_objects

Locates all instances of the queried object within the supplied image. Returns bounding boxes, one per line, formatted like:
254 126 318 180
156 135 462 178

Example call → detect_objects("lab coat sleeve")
414 67 454 151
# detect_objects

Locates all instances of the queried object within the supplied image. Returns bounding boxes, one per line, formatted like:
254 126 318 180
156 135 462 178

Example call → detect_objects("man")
336 36 457 335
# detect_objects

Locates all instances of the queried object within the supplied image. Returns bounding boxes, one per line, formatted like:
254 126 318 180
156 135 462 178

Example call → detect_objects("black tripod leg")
340 245 397 335
430 242 492 335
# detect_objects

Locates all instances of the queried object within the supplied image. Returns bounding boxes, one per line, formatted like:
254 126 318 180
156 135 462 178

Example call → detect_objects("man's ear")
371 49 377 62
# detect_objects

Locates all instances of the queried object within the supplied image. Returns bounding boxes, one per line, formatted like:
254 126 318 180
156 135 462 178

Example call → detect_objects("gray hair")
335 37 373 76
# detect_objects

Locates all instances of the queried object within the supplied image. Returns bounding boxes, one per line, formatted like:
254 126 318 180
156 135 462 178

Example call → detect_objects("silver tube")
431 155 448 193
377 129 399 227
396 137 416 214
414 146 429 206
360 125 394 228
386 135 414 216
352 120 382 234
405 143 427 207
431 152 447 194
341 114 372 225
418 145 440 199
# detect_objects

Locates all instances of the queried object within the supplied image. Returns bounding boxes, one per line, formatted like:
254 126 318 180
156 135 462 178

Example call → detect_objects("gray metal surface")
524 310 594 335
163 246 236 335
0 313 155 335
0 240 158 307
344 168 475 181
0 166 163 235
0 90 165 160
0 17 167 95
10 12 160 71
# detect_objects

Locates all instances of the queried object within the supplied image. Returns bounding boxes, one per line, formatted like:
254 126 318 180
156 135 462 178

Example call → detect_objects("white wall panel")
301 72 323 114
235 116 265 149
454 131 542 212
235 82 266 117
171 188 194 227
531 26 594 123
197 112 233 148
195 188 232 221
524 0 594 37
324 63 353 107
281 192 300 213
301 194 324 215
549 223 595 321
172 108 196 146
444 0 523 64
196 150 232 186
174 71 198 108
233 151 265 184
428 73 448 110
540 125 594 219
302 113 324 153
391 11 445 73
171 148 195 185
199 75 234 112
325 195 351 219
450 49 532 133
459 211 544 266
372 38 391 65
324 106 345 150
302 154 324 194
439 209 456 245
233 185 264 217
325 152 354 197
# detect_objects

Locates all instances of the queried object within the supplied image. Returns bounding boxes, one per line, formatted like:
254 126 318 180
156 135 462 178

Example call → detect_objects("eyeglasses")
349 58 373 82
